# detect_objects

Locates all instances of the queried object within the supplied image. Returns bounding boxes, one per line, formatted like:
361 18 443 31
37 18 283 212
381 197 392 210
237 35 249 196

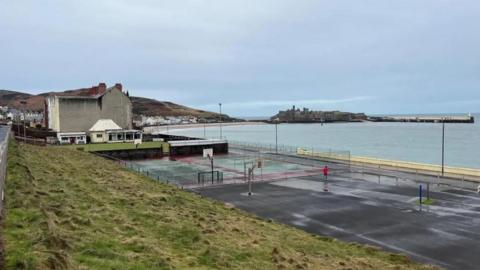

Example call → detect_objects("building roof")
46 83 126 101
57 132 87 136
89 119 122 132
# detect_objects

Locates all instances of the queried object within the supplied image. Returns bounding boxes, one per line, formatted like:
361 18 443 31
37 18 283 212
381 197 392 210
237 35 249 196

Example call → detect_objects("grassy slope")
4 142 438 270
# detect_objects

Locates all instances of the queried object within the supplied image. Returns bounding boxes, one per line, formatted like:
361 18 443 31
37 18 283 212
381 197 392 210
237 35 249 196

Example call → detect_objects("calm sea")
170 114 480 169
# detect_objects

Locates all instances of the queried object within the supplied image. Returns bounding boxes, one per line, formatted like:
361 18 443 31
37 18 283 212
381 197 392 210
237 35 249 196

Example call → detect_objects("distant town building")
56 132 87 145
45 83 133 133
271 106 367 123
134 115 199 127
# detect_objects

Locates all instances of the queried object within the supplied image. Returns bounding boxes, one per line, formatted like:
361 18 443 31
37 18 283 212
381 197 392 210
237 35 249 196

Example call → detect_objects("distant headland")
270 106 475 124
270 106 367 123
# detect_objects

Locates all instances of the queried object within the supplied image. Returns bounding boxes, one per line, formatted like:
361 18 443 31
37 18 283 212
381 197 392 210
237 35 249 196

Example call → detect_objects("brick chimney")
98 83 107 94
114 83 123 91
89 86 99 96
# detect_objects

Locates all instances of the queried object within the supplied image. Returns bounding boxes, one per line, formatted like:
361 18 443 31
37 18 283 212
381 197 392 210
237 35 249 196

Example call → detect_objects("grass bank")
3 141 438 269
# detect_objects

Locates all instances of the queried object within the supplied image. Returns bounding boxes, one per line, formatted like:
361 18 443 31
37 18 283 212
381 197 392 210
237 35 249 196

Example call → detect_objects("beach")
143 121 266 134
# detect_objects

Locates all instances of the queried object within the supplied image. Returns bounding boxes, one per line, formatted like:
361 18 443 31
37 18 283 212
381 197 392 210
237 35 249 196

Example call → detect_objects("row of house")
0 107 43 124
45 83 142 144
134 115 199 127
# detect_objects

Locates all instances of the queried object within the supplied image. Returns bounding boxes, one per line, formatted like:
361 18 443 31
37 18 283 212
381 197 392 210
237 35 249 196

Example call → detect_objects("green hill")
3 142 438 270
0 89 233 121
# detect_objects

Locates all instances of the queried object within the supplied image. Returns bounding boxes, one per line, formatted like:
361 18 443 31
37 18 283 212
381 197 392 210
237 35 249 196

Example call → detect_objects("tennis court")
126 151 329 188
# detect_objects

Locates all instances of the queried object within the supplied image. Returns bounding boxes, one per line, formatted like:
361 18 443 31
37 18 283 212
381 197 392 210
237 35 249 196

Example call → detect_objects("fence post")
419 185 423 204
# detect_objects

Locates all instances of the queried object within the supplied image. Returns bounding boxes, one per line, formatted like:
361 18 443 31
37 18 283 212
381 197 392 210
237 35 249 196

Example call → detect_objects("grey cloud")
1 0 479 116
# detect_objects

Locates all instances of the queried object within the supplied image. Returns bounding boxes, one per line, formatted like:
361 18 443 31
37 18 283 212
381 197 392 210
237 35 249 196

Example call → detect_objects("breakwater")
369 115 474 123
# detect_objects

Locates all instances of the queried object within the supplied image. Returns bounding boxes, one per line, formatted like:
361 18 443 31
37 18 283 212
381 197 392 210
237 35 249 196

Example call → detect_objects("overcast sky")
1 0 479 116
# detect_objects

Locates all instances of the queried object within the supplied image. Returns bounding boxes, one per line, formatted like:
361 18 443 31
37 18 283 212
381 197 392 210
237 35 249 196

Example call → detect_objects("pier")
369 115 474 123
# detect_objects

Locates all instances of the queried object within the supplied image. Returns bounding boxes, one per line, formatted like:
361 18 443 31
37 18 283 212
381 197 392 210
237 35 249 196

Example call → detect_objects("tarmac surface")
197 170 480 270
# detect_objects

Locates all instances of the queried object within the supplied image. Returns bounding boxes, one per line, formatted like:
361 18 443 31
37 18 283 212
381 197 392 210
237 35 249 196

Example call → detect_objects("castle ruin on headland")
271 106 367 123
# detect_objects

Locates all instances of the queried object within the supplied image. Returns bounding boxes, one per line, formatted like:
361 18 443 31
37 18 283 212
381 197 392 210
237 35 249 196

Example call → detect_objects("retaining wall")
0 126 11 214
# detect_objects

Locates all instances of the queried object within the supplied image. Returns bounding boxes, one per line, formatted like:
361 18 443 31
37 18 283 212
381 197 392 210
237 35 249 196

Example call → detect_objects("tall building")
45 83 132 133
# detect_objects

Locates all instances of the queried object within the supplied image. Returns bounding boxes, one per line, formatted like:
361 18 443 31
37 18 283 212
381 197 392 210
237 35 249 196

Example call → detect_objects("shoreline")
143 121 267 133
295 148 480 182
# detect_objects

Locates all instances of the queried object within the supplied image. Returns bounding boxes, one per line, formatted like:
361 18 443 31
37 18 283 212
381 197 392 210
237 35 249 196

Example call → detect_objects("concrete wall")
46 96 61 131
59 98 100 132
170 143 228 156
99 89 132 130
96 148 164 160
54 87 132 132
90 131 107 143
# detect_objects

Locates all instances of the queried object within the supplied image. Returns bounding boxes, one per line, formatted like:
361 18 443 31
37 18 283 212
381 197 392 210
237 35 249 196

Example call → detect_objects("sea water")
169 114 480 169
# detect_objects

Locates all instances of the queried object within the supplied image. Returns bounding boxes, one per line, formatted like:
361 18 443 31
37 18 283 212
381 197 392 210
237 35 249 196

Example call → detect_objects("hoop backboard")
203 148 213 158
257 159 264 168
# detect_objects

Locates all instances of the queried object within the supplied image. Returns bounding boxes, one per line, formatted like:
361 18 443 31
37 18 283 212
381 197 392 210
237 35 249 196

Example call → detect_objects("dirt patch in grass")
3 141 441 269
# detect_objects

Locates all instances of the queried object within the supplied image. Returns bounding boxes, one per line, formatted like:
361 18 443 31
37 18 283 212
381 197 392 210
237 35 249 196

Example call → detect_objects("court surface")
128 152 330 187
196 173 480 270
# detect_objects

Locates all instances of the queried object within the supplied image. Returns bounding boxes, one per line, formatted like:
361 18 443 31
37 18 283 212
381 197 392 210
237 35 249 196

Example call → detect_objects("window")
61 137 68 141
96 134 103 138
135 133 141 139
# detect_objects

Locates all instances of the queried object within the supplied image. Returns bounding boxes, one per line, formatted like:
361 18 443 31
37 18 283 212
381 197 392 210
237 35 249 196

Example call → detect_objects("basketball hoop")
203 148 213 158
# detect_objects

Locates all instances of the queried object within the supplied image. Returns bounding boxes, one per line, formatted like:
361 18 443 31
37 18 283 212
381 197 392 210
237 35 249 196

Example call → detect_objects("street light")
203 119 206 138
275 121 278 154
441 118 446 176
219 103 222 139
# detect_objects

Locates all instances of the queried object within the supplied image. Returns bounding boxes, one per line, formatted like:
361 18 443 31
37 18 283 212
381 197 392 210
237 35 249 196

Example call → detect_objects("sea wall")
95 148 164 160
297 148 480 182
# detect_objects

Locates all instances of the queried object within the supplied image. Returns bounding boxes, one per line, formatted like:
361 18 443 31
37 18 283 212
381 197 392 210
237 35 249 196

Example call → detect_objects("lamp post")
275 121 278 154
219 103 222 139
203 119 206 138
441 118 445 176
